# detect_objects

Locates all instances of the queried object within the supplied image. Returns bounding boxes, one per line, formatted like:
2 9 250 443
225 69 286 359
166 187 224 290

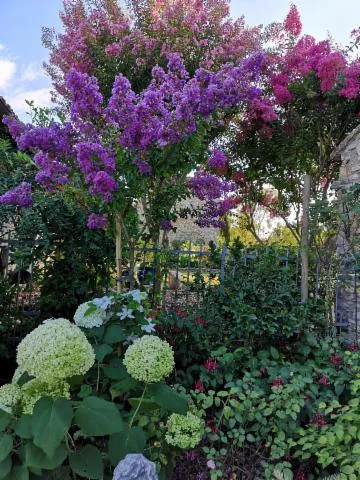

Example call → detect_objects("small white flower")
141 321 156 334
125 335 139 345
137 305 145 313
127 289 147 304
117 306 135 320
92 296 113 310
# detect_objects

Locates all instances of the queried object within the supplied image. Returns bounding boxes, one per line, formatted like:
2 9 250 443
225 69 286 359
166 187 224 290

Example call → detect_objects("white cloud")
0 58 16 89
21 64 43 83
0 44 5 51
8 88 52 116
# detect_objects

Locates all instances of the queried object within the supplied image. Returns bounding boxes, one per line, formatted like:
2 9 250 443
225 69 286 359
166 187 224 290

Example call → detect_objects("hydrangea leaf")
150 383 188 415
32 398 73 457
69 445 103 479
108 426 146 466
0 433 13 463
74 397 124 436
0 411 11 432
22 443 68 470
103 325 127 344
0 455 11 478
8 465 29 480
93 344 113 362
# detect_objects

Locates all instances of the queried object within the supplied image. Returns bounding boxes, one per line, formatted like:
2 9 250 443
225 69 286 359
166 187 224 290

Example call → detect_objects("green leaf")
335 384 345 396
102 363 127 380
93 344 113 362
0 434 12 463
150 384 188 415
22 443 68 470
69 445 103 479
283 468 293 480
0 456 11 479
8 466 29 480
128 398 160 413
103 325 127 344
353 443 360 454
109 426 146 466
0 412 11 432
75 397 124 436
246 434 256 443
270 347 279 360
32 398 73 457
14 416 33 439
341 465 354 475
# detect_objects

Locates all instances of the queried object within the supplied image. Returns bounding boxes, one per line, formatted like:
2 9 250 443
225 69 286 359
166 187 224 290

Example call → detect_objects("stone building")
331 124 360 336
167 197 219 246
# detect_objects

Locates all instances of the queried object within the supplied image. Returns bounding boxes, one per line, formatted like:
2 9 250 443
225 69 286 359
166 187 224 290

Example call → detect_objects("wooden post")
115 214 122 293
301 174 311 303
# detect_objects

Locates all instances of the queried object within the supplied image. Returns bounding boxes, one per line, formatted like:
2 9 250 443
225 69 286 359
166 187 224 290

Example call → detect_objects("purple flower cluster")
76 142 117 201
3 115 30 139
207 149 227 170
104 52 264 151
134 159 152 175
0 182 33 207
188 172 236 200
87 171 118 202
16 122 74 158
87 213 108 229
161 220 173 231
34 151 71 190
65 68 103 120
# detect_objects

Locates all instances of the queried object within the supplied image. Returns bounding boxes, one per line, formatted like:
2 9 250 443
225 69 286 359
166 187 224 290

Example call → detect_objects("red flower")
148 311 157 319
194 381 205 393
155 325 163 333
330 352 343 366
348 343 359 352
318 375 330 386
195 316 208 326
310 412 328 427
206 419 218 433
272 377 284 388
204 358 218 372
295 472 306 480
174 306 187 318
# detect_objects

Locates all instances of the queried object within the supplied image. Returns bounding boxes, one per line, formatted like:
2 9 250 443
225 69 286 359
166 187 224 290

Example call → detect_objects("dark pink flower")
204 359 218 372
272 377 284 388
284 4 302 37
194 381 205 393
310 412 328 427
330 352 343 366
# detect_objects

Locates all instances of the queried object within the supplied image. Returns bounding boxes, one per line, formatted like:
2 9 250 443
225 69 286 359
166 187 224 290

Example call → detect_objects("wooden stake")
301 174 311 303
115 214 122 293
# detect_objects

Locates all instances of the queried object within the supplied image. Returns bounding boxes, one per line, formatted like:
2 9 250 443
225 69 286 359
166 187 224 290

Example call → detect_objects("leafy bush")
0 290 201 479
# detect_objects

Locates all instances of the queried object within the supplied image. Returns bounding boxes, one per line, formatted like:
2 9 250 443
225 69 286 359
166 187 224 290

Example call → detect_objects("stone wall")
167 198 219 245
332 125 360 336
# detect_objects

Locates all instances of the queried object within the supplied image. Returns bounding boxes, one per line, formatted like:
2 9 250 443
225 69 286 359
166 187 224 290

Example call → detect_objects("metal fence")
1 236 359 337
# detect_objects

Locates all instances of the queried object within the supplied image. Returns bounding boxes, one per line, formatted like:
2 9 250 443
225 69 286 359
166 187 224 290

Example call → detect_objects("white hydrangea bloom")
124 335 174 383
21 378 70 415
165 412 204 449
74 301 107 328
0 384 21 414
17 318 95 381
12 366 26 385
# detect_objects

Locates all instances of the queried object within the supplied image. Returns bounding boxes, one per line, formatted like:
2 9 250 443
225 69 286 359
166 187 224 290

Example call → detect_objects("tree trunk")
301 174 311 303
115 214 122 293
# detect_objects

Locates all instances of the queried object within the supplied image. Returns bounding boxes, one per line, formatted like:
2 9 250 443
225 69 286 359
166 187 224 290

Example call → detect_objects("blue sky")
0 0 359 119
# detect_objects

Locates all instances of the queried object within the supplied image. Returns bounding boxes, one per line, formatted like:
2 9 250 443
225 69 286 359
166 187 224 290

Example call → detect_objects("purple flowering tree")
3 50 266 290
